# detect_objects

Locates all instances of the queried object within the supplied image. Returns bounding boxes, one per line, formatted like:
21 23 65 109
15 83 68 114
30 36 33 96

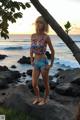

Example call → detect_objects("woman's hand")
31 58 34 65
45 64 52 70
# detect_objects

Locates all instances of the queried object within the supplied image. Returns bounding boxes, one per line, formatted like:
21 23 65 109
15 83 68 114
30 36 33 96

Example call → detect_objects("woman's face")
36 20 44 32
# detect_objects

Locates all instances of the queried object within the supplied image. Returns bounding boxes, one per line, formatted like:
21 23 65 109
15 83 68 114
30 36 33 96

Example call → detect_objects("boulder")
0 80 9 89
0 54 7 60
18 56 31 64
56 68 80 84
0 66 9 71
49 90 80 106
21 72 26 77
0 84 75 120
0 68 21 89
71 76 80 85
55 83 80 97
26 69 32 76
11 65 16 69
49 80 57 90
46 51 51 59
0 66 80 120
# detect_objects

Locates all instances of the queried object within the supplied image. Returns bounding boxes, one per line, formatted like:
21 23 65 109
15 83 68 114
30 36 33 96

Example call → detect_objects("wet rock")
49 75 54 80
18 56 31 64
71 76 80 85
0 54 8 60
0 68 21 89
0 85 75 120
26 69 32 76
11 65 16 68
46 51 51 59
55 83 80 97
0 67 80 120
56 68 80 84
21 72 26 77
49 90 80 106
0 80 9 89
57 68 64 71
10 71 21 80
49 81 57 90
27 81 32 89
0 66 9 71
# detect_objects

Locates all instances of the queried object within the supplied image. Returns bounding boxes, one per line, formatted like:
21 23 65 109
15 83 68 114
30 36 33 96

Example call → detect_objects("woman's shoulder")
31 33 37 40
44 34 50 41
31 33 37 37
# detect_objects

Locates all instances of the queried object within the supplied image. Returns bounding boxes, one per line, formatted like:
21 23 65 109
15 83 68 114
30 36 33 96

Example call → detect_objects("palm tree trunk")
30 0 80 64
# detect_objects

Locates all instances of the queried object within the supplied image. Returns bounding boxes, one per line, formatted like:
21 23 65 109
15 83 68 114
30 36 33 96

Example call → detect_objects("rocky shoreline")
0 54 80 120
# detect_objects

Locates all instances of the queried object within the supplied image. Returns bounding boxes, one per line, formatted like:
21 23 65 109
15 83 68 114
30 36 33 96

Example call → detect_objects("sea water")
0 34 80 83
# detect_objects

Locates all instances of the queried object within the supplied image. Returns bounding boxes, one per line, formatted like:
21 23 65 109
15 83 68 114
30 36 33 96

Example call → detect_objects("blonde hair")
35 16 49 33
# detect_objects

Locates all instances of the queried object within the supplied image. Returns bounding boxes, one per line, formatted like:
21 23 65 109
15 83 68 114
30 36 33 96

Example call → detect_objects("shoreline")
0 53 80 85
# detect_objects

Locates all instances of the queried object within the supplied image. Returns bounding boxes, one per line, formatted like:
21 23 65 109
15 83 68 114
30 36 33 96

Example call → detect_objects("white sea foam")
0 35 80 69
55 58 80 68
0 45 30 50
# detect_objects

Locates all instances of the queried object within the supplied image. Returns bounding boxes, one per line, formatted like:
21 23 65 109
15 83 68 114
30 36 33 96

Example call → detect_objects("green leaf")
0 0 31 39
25 3 31 8
14 12 23 19
12 1 20 10
0 20 8 29
64 21 71 29
19 3 26 9
5 1 13 9
1 31 9 39
11 7 15 12
9 17 16 23
3 29 9 34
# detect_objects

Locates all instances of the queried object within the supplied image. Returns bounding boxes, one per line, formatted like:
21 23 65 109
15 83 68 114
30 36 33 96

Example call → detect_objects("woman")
30 16 55 105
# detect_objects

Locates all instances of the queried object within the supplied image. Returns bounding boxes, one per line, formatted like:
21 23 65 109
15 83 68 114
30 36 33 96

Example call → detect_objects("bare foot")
32 97 42 105
37 98 48 105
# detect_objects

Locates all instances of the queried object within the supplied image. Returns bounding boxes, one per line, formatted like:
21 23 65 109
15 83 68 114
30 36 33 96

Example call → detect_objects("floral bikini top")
30 34 47 55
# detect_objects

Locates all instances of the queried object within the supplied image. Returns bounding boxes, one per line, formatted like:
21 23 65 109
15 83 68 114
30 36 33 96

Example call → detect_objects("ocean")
0 34 80 83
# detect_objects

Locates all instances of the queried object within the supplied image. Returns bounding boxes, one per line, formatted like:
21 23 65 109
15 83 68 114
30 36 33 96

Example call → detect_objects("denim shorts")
32 58 48 71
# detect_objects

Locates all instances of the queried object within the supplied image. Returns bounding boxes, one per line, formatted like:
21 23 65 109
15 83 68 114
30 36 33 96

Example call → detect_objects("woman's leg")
41 68 50 98
32 67 40 104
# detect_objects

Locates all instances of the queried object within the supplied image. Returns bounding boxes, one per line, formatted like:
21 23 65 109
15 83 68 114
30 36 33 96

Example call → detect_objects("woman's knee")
33 84 39 89
32 80 38 88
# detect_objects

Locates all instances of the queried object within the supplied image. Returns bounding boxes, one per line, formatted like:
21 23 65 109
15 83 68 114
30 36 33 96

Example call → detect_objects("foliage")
64 21 71 34
0 0 31 39
0 106 35 120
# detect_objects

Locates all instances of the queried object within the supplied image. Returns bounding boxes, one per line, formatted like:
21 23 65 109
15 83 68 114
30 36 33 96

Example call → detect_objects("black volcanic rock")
46 51 51 59
11 65 16 69
0 67 21 89
0 54 8 60
26 69 32 76
0 66 9 71
18 56 31 64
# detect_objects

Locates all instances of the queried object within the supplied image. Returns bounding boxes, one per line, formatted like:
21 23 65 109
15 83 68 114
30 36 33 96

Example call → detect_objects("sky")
9 0 80 35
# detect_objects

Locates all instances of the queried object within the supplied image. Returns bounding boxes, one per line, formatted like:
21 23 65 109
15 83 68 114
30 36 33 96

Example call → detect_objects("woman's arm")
47 35 55 67
30 34 34 64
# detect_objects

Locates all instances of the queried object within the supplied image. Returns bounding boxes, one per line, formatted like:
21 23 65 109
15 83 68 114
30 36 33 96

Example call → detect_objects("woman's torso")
31 33 48 60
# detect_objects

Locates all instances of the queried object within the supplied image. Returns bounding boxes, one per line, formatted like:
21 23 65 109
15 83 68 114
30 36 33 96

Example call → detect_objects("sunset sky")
9 0 80 35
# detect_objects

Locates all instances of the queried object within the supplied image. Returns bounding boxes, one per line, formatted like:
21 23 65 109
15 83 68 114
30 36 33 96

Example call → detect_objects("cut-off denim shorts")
32 58 48 71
